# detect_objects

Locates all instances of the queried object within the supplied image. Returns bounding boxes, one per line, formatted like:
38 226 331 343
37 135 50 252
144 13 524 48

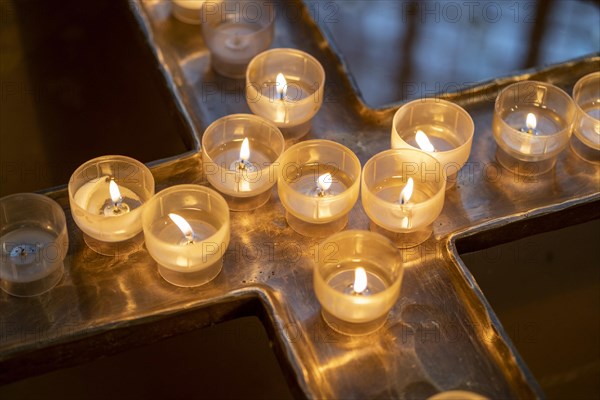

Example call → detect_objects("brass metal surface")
1 1 599 399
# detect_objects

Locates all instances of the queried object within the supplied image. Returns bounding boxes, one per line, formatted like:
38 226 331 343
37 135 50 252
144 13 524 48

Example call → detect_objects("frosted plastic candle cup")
391 98 474 189
201 0 274 78
246 48 325 141
142 185 230 287
362 149 446 248
0 193 68 297
571 72 600 163
314 230 403 336
278 140 361 237
202 114 285 211
493 81 576 176
68 155 155 256
172 0 205 24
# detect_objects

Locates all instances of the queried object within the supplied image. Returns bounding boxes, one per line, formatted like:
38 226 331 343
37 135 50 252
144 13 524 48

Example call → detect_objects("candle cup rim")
201 113 285 165
361 149 446 203
494 80 576 139
391 98 475 154
0 193 68 235
1 192 64 213
314 230 403 282
68 155 155 217
573 72 600 124
246 47 326 92
141 184 230 253
278 139 361 196
573 71 600 105
200 0 275 35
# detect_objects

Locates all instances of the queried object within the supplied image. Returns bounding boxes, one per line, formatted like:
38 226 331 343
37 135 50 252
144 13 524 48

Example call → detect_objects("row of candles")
1 2 598 336
1 70 597 334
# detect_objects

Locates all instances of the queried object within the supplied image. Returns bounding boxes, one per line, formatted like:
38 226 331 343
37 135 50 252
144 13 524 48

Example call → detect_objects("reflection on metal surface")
0 1 599 399
315 0 600 107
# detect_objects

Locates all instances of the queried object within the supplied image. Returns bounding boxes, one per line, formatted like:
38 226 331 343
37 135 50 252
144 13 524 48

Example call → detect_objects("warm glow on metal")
317 173 332 192
276 73 287 100
240 137 250 162
526 113 537 131
399 177 414 205
353 267 368 294
415 130 435 152
168 213 195 242
109 180 123 204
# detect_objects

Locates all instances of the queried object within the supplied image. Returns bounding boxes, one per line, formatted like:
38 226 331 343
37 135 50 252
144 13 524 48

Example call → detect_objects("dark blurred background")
315 0 600 106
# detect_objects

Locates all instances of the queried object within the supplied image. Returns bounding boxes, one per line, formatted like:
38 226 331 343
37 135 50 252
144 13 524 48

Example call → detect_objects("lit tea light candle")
316 173 332 197
68 155 155 256
102 180 131 216
202 114 285 211
314 230 404 336
172 0 205 24
278 140 361 237
345 267 369 295
142 185 230 287
201 0 274 78
168 213 195 245
493 81 576 175
0 193 68 297
518 113 538 153
398 177 414 229
571 72 600 163
246 48 325 141
392 98 474 189
524 113 538 134
361 149 446 248
228 137 257 174
415 130 436 152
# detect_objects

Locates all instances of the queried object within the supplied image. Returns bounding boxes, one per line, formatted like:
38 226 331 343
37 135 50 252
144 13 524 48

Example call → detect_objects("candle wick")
113 202 123 214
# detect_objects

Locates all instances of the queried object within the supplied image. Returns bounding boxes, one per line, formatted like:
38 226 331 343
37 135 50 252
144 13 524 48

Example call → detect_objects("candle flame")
317 173 332 192
240 137 250 162
353 267 368 294
276 73 287 100
168 213 195 242
526 113 537 130
415 130 435 152
399 177 414 205
109 180 123 204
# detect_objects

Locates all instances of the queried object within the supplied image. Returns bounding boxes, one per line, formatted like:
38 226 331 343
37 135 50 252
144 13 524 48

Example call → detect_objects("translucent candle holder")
0 193 68 297
361 149 446 248
493 81 576 176
202 114 285 211
314 230 403 336
278 140 361 237
142 185 230 287
391 98 474 189
246 48 325 141
201 0 274 78
68 155 155 256
571 72 600 163
172 0 205 24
